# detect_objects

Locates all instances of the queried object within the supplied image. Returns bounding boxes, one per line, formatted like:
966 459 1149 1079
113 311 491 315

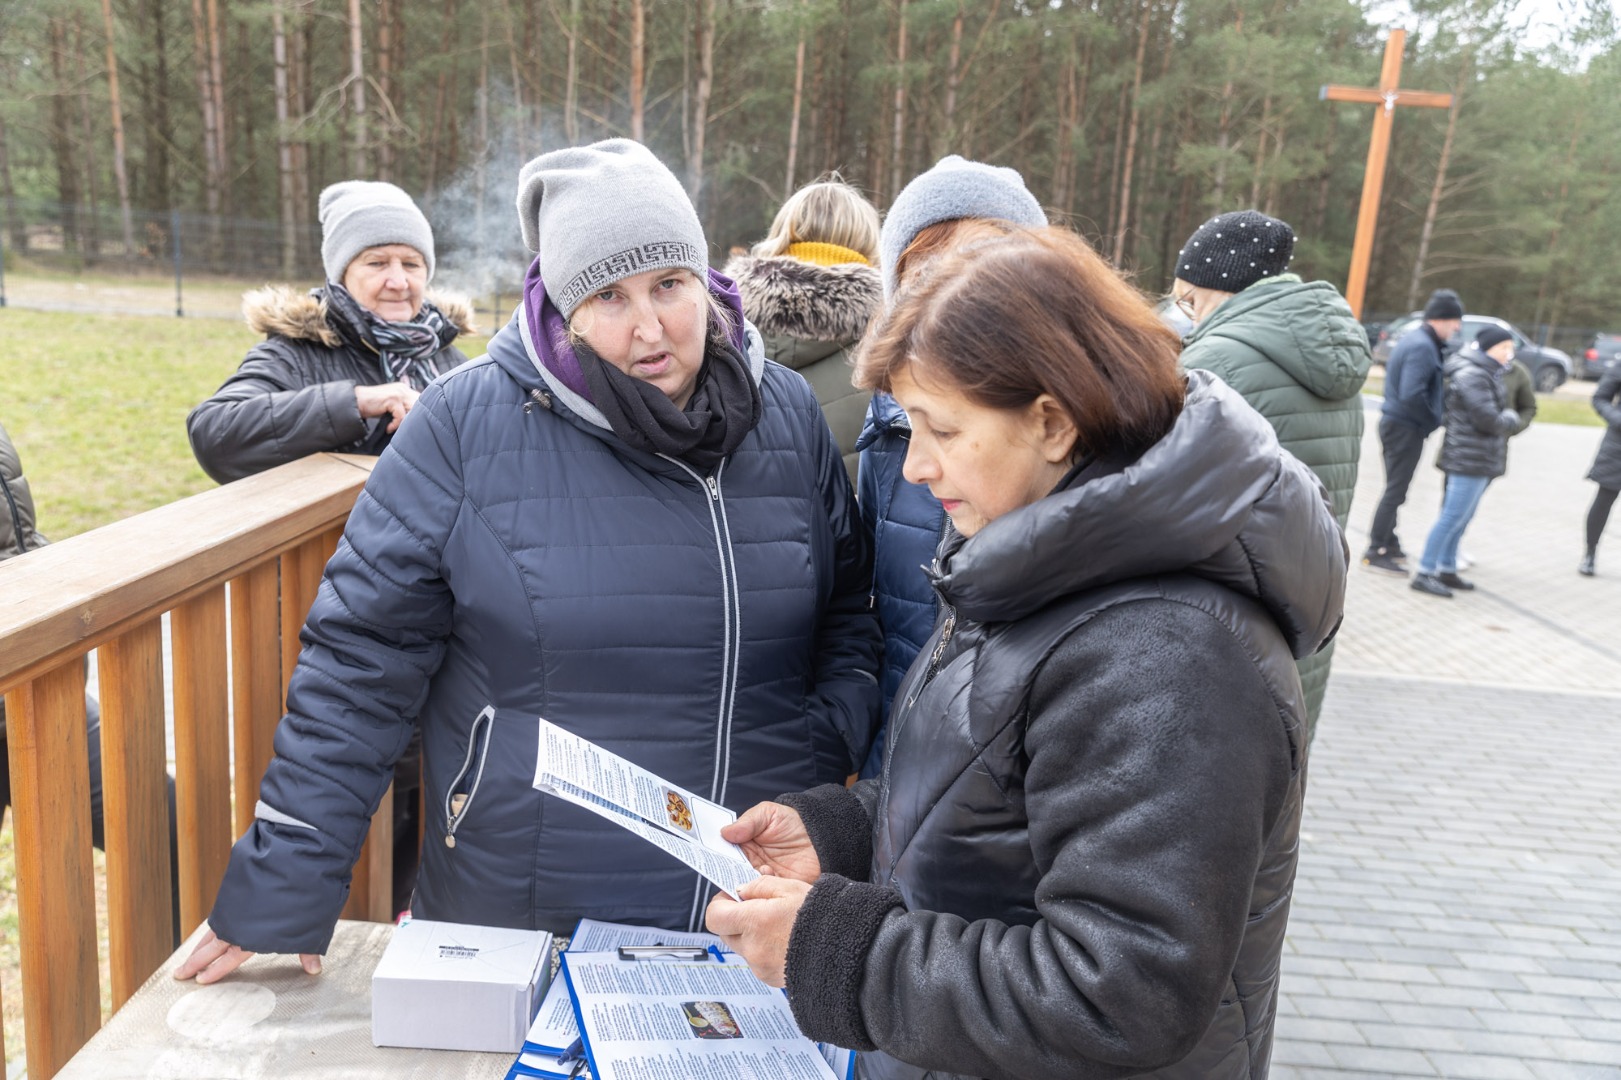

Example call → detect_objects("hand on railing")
172 924 323 985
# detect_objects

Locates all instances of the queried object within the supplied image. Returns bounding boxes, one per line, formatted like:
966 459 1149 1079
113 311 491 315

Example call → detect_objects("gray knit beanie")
1174 210 1294 292
515 138 708 318
318 181 436 283
878 155 1048 298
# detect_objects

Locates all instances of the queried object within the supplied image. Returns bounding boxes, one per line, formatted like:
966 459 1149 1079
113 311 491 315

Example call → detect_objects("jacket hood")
1186 277 1370 402
242 285 478 346
1445 341 1502 380
854 391 909 452
723 254 883 345
935 370 1346 659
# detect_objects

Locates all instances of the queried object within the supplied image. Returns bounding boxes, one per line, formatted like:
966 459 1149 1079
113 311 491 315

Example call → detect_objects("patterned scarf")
321 282 459 391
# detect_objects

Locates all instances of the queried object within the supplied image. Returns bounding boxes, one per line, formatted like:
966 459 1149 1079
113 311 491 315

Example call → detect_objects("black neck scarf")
322 282 458 391
576 333 763 474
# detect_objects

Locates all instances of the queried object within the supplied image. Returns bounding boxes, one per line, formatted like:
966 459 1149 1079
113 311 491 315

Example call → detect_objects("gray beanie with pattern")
878 155 1048 298
515 139 709 318
318 180 436 283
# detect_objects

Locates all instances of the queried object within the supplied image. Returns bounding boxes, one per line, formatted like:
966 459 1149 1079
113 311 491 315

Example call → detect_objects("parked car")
1579 333 1621 380
1372 313 1572 392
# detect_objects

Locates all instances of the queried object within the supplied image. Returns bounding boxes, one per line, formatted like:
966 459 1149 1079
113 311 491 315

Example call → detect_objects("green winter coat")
1180 274 1371 741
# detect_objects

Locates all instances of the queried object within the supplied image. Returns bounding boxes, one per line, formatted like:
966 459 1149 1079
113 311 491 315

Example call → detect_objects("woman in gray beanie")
855 155 1047 780
177 140 880 984
186 180 474 485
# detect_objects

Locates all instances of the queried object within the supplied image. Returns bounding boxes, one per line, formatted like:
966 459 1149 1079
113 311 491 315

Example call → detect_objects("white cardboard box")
371 920 553 1053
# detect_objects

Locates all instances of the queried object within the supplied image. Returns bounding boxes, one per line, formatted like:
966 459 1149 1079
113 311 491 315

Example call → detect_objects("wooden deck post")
5 662 99 1077
98 618 177 1008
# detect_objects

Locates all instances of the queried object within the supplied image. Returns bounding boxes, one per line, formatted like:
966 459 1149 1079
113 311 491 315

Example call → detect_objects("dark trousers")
1368 417 1428 553
1588 486 1619 551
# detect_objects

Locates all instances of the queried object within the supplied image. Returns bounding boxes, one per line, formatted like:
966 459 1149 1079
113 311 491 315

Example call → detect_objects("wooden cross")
1320 29 1453 319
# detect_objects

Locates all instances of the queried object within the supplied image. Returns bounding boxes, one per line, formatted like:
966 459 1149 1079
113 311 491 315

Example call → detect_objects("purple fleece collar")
521 259 749 404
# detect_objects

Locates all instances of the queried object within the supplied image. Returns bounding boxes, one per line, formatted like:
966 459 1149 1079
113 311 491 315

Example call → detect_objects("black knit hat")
1423 289 1464 320
1476 326 1513 352
1174 210 1295 291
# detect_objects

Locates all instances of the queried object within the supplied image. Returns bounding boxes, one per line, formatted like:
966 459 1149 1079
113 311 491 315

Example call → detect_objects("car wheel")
1534 366 1564 393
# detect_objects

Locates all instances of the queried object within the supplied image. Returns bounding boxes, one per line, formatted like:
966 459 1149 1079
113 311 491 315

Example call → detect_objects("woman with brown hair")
707 226 1346 1080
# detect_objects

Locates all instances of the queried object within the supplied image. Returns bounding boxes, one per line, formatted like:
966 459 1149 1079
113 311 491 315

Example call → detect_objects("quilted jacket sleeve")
807 400 883 775
206 382 464 955
186 340 372 484
782 601 1295 1079
1594 367 1621 428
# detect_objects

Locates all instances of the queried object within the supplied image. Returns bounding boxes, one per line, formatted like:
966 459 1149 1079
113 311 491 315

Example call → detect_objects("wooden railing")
0 452 393 1078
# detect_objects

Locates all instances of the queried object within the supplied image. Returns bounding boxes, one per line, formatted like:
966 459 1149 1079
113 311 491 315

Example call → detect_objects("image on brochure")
664 788 696 833
682 1001 743 1039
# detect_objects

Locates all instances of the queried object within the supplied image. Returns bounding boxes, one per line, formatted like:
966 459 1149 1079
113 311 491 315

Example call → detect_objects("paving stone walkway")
1273 402 1621 1078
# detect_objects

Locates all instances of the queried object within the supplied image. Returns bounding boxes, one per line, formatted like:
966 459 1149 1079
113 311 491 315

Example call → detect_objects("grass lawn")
0 307 490 539
0 308 257 539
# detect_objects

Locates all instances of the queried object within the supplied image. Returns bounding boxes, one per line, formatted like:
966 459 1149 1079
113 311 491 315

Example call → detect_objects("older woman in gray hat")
176 139 879 984
186 180 474 485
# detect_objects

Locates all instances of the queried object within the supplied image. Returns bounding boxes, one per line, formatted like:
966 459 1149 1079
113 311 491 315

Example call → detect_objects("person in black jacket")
1365 288 1463 574
1580 361 1621 575
706 228 1346 1080
175 139 879 986
186 180 473 484
1411 328 1520 598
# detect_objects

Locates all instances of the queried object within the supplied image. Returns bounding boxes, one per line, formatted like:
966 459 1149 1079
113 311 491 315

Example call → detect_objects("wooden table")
57 921 515 1078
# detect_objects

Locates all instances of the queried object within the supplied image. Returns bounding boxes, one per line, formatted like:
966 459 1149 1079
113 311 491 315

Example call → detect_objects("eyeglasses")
1172 291 1196 320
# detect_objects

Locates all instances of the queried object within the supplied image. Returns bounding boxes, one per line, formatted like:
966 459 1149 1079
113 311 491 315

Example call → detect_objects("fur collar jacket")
724 254 882 346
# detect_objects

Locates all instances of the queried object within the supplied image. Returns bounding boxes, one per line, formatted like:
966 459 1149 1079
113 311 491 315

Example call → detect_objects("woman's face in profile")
891 363 1075 539
342 244 427 322
574 268 708 409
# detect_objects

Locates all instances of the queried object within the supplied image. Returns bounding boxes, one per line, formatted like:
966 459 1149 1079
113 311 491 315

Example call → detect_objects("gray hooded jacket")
777 372 1346 1080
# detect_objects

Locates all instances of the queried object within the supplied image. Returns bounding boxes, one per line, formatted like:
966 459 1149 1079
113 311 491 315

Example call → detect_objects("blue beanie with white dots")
1174 209 1294 292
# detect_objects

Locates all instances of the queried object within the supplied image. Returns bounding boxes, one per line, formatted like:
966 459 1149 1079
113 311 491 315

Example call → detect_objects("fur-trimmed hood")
242 285 478 346
723 254 882 344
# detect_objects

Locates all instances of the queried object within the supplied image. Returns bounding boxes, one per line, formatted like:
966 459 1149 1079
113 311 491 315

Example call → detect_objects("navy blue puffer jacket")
209 312 881 952
854 393 946 777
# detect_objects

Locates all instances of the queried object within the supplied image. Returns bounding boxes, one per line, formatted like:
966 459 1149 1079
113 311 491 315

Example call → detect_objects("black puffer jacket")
1436 344 1518 479
777 372 1346 1080
186 286 474 483
725 254 882 484
1588 364 1621 490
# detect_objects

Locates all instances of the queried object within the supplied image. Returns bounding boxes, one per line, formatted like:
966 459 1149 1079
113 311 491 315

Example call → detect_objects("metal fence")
0 197 329 316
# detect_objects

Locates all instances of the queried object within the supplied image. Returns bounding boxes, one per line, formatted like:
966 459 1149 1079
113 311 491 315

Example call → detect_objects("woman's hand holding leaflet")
720 801 821 883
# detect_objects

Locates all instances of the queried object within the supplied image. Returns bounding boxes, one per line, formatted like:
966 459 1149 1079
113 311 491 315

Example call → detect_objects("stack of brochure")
506 918 854 1080
513 720 856 1080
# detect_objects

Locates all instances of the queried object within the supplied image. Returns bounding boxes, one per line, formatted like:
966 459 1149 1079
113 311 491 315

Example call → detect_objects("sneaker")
1410 572 1454 598
1456 550 1475 570
1579 553 1596 577
1361 548 1408 576
1437 571 1475 591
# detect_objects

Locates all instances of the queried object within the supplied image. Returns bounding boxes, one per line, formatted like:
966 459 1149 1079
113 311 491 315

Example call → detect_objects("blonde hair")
753 176 881 262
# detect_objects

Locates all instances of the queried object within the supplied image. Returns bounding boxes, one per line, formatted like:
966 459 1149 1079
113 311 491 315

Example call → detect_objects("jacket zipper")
444 705 495 848
660 455 740 931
